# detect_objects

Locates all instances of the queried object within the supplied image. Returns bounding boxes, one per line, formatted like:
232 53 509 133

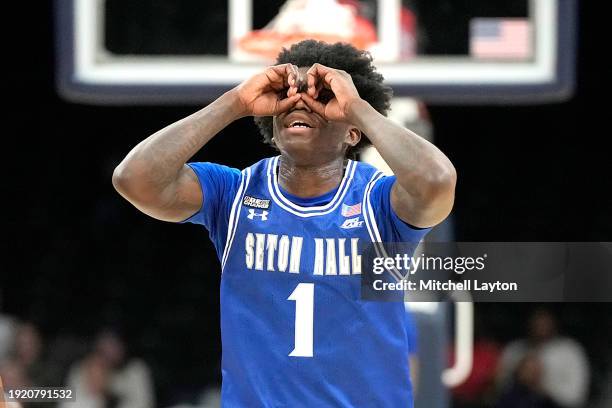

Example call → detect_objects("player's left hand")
300 63 362 123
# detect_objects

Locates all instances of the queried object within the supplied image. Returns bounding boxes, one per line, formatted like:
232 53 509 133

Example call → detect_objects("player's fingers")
264 74 285 92
323 72 337 91
306 75 327 99
314 81 325 99
290 64 301 96
307 63 334 78
308 64 337 97
274 94 301 115
265 65 284 82
307 69 317 97
300 93 327 117
281 63 300 89
288 64 299 87
287 85 298 97
307 63 330 96
267 64 294 90
268 63 293 76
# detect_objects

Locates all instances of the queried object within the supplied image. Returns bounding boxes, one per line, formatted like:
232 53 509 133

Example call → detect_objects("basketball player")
113 40 456 407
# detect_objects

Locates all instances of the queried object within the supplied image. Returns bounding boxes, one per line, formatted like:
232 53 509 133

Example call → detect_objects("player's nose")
293 98 312 113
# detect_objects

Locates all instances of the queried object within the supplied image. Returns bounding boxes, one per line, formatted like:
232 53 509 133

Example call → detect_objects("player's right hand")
232 64 302 117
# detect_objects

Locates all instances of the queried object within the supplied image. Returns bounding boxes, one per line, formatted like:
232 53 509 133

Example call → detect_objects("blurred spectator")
451 319 502 408
0 360 27 408
11 324 41 368
0 360 29 389
0 321 58 408
0 296 16 364
497 309 590 408
11 324 43 386
1 373 23 408
0 316 15 364
0 322 54 389
60 329 154 408
496 352 560 408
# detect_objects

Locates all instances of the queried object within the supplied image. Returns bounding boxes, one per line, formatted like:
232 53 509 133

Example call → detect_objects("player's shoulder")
351 159 388 185
188 161 241 176
190 159 268 182
353 159 381 174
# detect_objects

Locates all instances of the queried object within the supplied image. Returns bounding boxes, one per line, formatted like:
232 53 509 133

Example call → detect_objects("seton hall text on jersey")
244 233 362 275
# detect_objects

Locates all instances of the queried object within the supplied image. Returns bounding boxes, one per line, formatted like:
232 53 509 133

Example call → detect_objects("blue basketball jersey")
183 156 430 407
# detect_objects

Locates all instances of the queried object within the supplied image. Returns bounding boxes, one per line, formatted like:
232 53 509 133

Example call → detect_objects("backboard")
55 0 576 104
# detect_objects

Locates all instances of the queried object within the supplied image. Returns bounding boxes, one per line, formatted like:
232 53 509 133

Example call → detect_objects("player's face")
272 67 357 165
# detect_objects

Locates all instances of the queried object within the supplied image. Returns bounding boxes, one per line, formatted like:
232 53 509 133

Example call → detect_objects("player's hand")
233 64 302 117
300 63 362 122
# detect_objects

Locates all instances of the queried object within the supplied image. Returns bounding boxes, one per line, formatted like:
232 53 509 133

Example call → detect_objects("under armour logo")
247 209 269 221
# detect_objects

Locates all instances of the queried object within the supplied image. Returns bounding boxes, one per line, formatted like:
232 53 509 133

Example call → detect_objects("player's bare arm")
302 63 457 228
112 64 301 222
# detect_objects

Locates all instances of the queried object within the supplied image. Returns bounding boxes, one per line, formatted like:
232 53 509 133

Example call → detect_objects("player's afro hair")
254 40 393 158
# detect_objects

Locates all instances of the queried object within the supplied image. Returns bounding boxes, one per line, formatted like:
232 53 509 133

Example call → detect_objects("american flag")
470 18 532 60
341 203 362 217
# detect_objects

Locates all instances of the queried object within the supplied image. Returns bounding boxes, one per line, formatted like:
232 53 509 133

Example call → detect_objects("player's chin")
276 128 324 155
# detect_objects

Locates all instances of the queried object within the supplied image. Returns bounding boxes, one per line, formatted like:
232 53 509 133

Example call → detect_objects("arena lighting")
56 0 576 104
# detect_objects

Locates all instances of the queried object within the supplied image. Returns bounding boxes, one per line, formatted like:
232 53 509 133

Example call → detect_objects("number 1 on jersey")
288 283 314 357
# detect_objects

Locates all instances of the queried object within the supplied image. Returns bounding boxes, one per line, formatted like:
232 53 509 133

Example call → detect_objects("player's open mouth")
289 121 312 128
283 111 318 129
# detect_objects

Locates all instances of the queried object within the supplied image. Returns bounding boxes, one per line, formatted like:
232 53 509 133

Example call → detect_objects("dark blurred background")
2 1 610 407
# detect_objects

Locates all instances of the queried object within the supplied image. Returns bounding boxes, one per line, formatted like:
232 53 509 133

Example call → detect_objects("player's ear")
346 127 361 147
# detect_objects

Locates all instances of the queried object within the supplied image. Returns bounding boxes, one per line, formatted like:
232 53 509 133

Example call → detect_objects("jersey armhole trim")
177 163 205 224
221 168 251 272
363 172 404 281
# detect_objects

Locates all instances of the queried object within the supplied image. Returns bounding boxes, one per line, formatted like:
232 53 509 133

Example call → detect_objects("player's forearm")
348 99 456 202
113 90 242 197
